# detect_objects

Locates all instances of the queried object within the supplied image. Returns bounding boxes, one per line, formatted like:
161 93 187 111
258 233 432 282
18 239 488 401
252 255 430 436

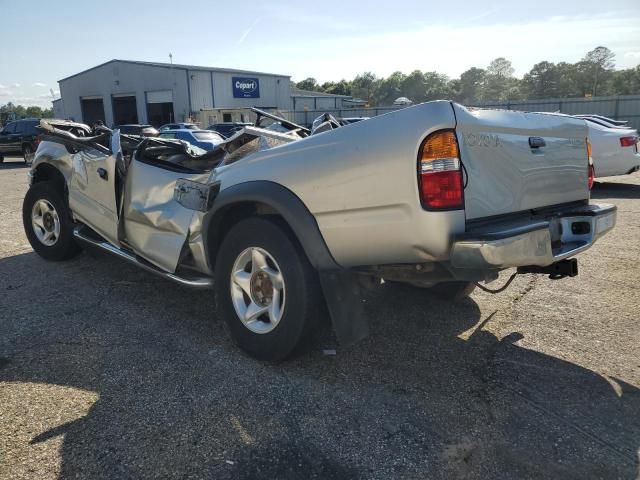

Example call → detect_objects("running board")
73 227 213 289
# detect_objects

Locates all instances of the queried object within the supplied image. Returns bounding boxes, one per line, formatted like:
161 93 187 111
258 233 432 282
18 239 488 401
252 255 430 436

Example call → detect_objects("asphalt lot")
1 155 639 479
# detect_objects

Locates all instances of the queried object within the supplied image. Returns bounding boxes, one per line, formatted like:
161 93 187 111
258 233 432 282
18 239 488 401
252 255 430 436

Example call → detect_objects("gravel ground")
1 156 639 479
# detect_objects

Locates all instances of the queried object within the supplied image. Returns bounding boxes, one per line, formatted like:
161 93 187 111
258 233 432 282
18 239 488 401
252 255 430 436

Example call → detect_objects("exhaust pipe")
517 259 578 279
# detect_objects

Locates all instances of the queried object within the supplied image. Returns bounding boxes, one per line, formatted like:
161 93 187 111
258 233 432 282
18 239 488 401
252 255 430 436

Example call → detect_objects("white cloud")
6 96 54 107
38 91 58 99
0 84 7 89
0 90 14 97
11 82 20 88
32 82 47 87
236 17 261 46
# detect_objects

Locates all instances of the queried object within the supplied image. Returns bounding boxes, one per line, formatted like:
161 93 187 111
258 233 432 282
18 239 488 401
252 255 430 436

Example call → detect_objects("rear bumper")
450 203 616 270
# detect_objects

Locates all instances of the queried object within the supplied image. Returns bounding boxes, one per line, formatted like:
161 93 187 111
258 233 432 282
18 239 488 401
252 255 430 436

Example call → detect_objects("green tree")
0 103 53 124
373 71 406 105
553 62 583 97
456 67 486 103
482 57 516 101
611 66 640 95
522 61 560 98
487 57 514 77
423 72 451 101
401 70 426 103
295 77 320 91
582 46 616 96
351 72 378 104
324 79 352 96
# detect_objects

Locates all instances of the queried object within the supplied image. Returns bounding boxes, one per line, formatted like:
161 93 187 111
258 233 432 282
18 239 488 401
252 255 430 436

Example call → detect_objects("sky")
1 0 639 108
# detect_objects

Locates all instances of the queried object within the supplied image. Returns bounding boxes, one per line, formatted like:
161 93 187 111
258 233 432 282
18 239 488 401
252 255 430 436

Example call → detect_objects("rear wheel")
22 181 81 261
214 217 322 361
22 144 34 166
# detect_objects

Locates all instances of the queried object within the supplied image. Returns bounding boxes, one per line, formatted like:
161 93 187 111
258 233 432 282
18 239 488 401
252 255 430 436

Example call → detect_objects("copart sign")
232 77 260 98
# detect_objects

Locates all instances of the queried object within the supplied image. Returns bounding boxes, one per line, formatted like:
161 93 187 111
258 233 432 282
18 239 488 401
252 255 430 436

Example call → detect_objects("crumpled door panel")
123 159 209 272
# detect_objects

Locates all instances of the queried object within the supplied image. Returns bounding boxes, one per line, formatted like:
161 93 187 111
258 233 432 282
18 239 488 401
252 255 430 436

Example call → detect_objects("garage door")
81 97 105 126
146 90 174 127
112 95 138 125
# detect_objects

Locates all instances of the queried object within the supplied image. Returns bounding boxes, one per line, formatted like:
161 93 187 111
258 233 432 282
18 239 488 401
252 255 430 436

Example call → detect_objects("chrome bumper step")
73 227 213 289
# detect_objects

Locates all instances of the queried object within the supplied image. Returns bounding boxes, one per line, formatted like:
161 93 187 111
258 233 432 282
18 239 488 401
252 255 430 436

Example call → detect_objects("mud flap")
319 271 369 347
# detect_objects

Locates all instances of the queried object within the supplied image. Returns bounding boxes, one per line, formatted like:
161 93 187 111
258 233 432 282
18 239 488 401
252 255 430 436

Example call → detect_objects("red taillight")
418 130 463 210
420 170 464 209
588 164 595 190
620 136 638 147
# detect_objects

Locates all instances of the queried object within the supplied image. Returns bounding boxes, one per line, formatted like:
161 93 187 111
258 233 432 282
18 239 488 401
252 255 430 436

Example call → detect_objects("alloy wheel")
31 199 60 246
230 247 286 334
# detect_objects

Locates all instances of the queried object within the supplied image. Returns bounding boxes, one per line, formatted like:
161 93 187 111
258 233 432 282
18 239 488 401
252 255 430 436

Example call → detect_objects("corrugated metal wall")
212 72 290 110
470 95 640 130
283 106 403 126
188 71 213 111
283 95 640 129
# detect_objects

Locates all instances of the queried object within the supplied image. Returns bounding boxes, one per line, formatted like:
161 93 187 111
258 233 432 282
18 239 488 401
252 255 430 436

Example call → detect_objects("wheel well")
206 201 295 270
32 164 66 193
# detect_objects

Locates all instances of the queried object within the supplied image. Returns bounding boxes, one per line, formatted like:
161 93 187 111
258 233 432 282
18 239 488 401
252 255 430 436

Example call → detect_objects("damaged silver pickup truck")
23 103 616 360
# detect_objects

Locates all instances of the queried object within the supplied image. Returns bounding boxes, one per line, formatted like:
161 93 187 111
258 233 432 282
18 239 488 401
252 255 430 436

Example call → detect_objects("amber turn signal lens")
420 130 459 163
418 129 464 210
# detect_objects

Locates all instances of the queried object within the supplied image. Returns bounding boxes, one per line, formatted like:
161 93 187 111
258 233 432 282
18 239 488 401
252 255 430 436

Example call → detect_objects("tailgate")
453 104 590 220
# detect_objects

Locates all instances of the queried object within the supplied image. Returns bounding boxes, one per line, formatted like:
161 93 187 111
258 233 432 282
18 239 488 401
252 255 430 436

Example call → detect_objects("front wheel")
214 217 322 361
22 181 81 261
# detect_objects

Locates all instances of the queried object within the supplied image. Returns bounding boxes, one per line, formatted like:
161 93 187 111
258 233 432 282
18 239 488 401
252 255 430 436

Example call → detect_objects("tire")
214 216 322 361
22 181 81 261
0 155 4 163
23 144 34 166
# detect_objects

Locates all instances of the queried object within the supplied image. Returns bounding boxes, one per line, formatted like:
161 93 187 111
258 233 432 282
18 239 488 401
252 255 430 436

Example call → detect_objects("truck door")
67 139 120 246
122 157 209 273
0 122 17 153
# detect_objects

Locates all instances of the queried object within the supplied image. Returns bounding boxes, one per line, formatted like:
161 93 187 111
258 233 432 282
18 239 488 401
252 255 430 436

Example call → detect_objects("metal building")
291 88 366 111
55 59 291 127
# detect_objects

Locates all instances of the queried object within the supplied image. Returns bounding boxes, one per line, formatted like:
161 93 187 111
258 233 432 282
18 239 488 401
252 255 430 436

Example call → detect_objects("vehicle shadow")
0 251 638 479
591 179 640 199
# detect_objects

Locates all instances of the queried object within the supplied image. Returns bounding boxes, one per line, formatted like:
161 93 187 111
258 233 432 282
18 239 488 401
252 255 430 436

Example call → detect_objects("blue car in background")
158 122 199 132
158 129 224 151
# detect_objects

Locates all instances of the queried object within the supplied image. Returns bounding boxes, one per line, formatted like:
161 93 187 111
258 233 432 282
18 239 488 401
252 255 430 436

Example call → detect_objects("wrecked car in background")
22 103 616 361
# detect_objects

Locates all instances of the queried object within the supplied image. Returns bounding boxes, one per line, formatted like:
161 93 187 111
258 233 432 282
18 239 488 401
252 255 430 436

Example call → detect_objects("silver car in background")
582 116 640 177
